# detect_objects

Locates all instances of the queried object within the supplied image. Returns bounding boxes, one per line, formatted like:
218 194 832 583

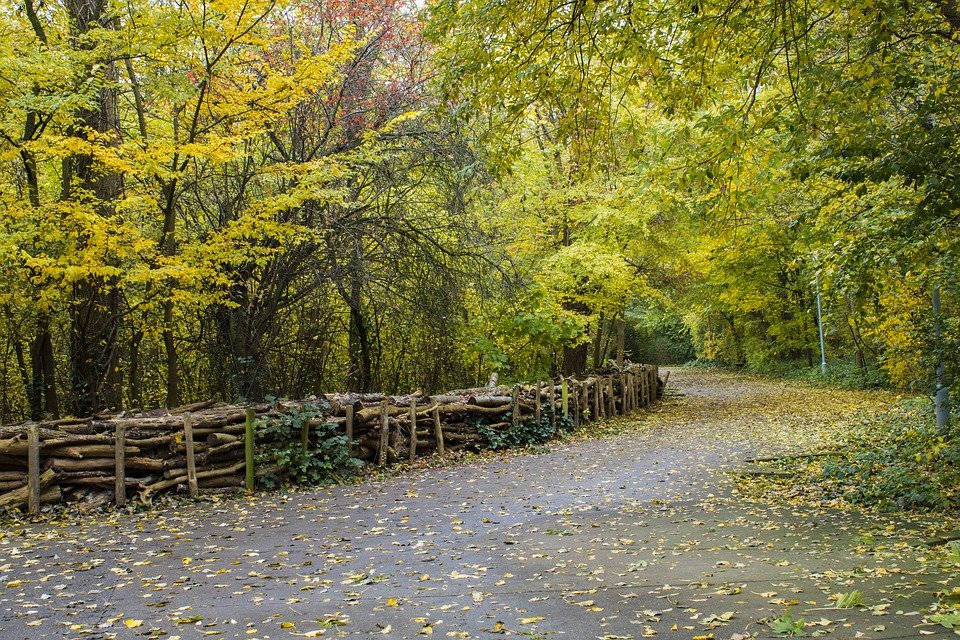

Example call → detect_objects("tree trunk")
128 328 143 409
601 317 614 365
68 285 121 415
348 297 373 392
344 244 373 392
28 316 58 420
615 311 626 366
846 293 866 368
163 302 179 408
63 0 124 415
562 343 588 377
592 314 605 369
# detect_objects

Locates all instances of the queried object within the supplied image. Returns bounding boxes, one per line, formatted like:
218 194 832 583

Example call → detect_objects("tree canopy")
0 0 956 425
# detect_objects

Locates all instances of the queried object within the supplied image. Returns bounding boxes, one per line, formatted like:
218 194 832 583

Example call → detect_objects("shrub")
476 403 574 450
819 400 959 512
256 400 362 489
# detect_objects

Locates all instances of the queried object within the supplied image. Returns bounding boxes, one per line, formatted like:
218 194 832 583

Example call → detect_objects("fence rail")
0 363 660 513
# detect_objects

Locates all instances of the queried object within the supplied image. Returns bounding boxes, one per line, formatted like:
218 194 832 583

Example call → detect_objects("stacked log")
0 363 660 512
0 404 277 511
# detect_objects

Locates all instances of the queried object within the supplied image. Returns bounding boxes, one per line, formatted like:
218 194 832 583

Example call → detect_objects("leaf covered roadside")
735 398 960 514
733 386 960 635
0 368 956 639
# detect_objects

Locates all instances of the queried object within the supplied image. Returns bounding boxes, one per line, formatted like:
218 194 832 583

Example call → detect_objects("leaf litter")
0 368 956 639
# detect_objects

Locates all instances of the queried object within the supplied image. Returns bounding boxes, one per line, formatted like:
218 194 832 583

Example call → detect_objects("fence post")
625 372 632 412
408 400 417 464
572 381 581 429
581 380 589 423
512 384 520 427
534 381 542 424
626 373 631 411
561 378 569 419
378 401 389 467
600 377 607 417
593 378 601 420
607 376 615 416
610 375 616 415
620 371 633 414
245 408 256 493
432 404 444 456
641 366 649 407
620 373 627 413
115 422 126 506
27 424 40 515
184 412 198 499
620 372 633 413
647 366 653 406
345 404 355 456
548 383 556 430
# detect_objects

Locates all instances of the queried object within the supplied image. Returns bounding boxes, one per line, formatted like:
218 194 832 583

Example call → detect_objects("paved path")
0 369 955 639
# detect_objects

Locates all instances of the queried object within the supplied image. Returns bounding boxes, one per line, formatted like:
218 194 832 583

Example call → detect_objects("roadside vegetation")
737 397 959 515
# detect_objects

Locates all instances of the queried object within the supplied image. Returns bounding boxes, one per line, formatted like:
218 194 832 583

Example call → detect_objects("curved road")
0 369 953 639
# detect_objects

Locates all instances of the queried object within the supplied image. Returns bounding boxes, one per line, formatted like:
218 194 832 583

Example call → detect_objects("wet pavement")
0 369 954 639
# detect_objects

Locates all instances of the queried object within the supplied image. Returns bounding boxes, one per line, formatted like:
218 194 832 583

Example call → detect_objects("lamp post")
813 252 827 376
933 285 950 433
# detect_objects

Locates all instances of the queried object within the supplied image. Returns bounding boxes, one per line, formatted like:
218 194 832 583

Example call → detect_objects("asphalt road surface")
0 369 954 639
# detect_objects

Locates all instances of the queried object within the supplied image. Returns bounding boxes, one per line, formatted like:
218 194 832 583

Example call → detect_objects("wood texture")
0 363 657 508
244 408 255 493
27 425 40 514
408 402 417 464
114 422 126 506
184 412 198 499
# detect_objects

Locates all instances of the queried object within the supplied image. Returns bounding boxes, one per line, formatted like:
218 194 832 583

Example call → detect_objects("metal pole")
933 285 950 433
811 252 828 375
815 273 827 376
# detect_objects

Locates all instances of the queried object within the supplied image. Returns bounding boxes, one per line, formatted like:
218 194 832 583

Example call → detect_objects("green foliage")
768 613 806 636
819 400 960 512
476 404 574 450
743 359 888 391
946 542 960 568
628 311 695 365
832 591 865 609
929 613 960 631
256 401 361 489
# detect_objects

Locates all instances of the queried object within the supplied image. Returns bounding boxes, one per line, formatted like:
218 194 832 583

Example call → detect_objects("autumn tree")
428 0 959 413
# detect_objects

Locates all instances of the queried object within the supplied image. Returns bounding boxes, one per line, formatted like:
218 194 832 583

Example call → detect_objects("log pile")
0 363 660 513
0 400 273 511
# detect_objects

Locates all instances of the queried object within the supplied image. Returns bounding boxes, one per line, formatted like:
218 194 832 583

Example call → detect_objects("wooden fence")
0 363 660 513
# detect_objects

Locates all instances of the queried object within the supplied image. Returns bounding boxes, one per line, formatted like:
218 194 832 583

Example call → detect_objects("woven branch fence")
0 363 660 513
